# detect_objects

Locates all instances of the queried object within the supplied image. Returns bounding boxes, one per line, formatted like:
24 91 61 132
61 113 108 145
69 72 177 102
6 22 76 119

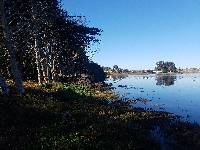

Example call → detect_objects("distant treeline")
103 61 178 74
103 62 200 75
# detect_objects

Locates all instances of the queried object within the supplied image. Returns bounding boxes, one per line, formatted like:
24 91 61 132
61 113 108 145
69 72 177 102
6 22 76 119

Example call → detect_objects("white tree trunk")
31 0 42 84
51 59 55 81
0 74 9 95
34 38 42 84
41 60 48 83
0 0 25 95
50 41 56 81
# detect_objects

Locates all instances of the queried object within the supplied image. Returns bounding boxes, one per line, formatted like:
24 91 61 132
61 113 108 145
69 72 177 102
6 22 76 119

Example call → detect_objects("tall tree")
0 0 25 94
0 74 9 95
0 0 103 87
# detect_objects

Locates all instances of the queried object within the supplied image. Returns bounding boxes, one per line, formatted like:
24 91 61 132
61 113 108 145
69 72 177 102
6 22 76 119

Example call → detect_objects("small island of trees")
155 61 177 73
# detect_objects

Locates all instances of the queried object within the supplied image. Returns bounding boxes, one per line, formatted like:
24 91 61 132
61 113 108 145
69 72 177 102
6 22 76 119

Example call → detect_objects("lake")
106 73 200 124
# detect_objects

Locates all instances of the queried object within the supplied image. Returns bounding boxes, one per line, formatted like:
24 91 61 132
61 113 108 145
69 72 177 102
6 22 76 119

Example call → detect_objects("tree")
0 74 9 95
113 65 119 73
0 0 103 89
86 62 106 83
123 69 130 73
155 61 177 73
0 0 25 95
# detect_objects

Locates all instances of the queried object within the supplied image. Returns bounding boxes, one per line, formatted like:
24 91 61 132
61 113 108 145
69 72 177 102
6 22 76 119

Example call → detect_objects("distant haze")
63 0 200 70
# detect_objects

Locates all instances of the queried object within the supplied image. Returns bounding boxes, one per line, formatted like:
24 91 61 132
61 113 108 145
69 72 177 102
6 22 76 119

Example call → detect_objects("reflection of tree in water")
109 74 128 82
156 75 177 86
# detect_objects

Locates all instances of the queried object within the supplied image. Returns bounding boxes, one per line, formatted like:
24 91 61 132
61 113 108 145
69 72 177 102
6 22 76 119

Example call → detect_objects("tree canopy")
155 61 177 73
0 0 104 94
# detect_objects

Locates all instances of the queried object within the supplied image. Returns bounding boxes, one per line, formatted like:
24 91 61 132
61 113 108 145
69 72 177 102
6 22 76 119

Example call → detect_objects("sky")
63 0 200 69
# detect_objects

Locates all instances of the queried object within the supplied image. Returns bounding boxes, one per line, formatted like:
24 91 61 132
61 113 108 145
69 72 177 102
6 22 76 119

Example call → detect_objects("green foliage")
0 0 103 84
39 123 92 150
155 61 177 73
63 84 95 97
86 62 106 83
39 82 96 101
41 82 65 91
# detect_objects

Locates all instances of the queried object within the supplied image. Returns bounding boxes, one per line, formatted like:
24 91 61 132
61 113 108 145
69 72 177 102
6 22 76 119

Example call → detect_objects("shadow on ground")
0 83 200 150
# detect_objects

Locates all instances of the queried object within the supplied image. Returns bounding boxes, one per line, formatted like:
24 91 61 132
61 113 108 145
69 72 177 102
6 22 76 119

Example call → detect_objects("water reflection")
107 73 200 123
108 74 128 82
155 75 177 86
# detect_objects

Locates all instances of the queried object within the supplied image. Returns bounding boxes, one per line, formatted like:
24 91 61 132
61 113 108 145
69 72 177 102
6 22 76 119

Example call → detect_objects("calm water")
107 73 200 124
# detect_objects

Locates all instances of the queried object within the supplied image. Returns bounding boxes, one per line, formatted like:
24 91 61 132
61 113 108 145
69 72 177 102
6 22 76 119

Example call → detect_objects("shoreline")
107 72 200 77
1 81 200 149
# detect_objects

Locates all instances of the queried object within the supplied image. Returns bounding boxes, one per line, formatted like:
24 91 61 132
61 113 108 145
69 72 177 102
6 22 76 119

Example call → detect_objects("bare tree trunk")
52 59 55 81
50 40 56 81
46 46 51 82
0 0 25 95
31 0 42 84
34 38 42 84
47 44 54 82
41 59 48 83
0 74 9 95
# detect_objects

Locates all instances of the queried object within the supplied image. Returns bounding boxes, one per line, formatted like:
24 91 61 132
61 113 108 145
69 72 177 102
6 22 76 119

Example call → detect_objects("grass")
0 81 200 149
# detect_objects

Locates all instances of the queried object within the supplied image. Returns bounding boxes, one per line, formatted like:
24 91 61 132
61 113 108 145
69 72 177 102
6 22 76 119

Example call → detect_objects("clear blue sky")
63 0 200 69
